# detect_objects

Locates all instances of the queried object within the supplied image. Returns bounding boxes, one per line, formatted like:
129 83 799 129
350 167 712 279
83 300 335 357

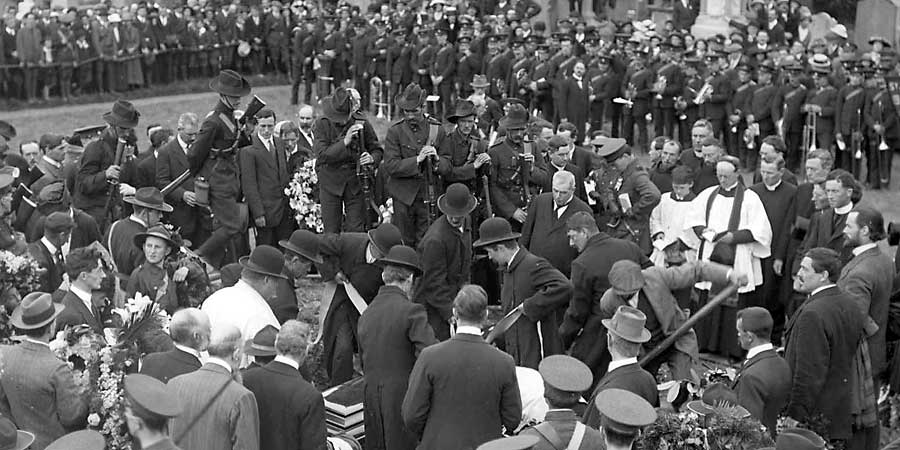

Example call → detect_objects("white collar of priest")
834 202 853 215
722 181 739 192
764 180 781 191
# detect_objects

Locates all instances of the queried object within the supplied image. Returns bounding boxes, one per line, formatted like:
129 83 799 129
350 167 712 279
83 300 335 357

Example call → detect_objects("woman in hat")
126 225 189 314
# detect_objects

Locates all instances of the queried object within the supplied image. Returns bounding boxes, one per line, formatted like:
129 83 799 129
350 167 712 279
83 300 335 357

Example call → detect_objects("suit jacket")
358 284 437 450
520 193 592 277
140 347 202 383
560 77 591 129
134 151 157 189
545 164 588 202
732 349 791 437
672 0 698 31
243 361 327 450
784 285 865 439
0 341 89 450
240 133 290 226
56 289 103 334
156 137 201 237
582 362 658 428
168 363 260 450
27 209 101 249
522 410 605 450
413 215 472 335
838 246 894 377
27 240 64 294
800 207 851 263
402 333 522 450
615 159 662 252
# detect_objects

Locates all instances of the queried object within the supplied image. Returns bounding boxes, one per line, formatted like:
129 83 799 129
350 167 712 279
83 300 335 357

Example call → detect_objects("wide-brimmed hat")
376 245 422 276
438 183 477 217
45 430 105 450
102 99 140 128
608 260 646 295
321 87 353 123
124 187 173 213
499 104 529 130
602 305 651 343
243 324 278 356
10 292 65 330
210 69 251 97
0 417 34 450
470 74 491 88
0 120 16 140
395 83 426 110
776 428 826 450
473 217 521 247
447 100 477 123
367 223 403 256
870 36 892 47
239 245 288 279
686 383 751 418
279 230 323 264
133 224 176 250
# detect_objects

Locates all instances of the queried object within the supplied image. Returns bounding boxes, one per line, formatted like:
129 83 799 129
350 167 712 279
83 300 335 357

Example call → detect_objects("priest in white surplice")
683 155 772 359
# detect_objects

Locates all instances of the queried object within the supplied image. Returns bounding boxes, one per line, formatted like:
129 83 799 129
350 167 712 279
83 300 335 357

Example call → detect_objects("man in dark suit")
522 170 592 278
359 245 437 450
542 138 588 202
156 112 206 248
295 105 315 164
784 247 866 443
560 61 591 144
622 56 654 150
672 0 698 31
733 307 791 438
27 212 74 294
25 184 102 250
140 308 210 383
582 306 659 429
402 285 522 449
414 184 475 340
240 108 293 247
556 123 599 181
244 320 327 450
57 246 106 334
798 170 859 264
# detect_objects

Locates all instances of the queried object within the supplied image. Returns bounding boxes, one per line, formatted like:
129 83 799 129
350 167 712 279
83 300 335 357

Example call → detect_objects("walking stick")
638 283 739 367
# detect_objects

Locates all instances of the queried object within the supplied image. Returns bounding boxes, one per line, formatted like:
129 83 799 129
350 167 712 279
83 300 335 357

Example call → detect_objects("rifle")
102 133 132 230
421 122 441 224
351 117 382 230
518 142 533 209
468 136 493 218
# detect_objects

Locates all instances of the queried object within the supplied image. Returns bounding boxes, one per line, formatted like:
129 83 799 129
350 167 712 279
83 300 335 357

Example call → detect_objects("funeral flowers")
0 250 42 298
286 159 324 233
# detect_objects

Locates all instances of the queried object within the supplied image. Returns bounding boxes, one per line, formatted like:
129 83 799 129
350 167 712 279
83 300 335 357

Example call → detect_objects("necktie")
54 248 64 267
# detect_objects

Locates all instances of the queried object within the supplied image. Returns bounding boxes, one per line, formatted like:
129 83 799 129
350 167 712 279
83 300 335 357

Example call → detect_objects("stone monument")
691 0 746 38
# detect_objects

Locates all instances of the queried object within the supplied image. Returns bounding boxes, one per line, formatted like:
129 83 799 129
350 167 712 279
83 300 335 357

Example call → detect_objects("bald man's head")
297 104 314 131
169 308 211 351
207 324 242 361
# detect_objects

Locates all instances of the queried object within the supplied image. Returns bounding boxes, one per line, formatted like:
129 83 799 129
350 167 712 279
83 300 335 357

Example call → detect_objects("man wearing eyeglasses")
156 112 207 249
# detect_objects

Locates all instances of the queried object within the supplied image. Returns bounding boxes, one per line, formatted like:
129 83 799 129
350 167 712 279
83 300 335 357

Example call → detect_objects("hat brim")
447 111 476 123
239 256 288 279
601 318 652 343
470 81 491 88
437 193 478 216
278 239 324 265
685 400 751 418
243 340 277 356
395 91 426 110
473 231 521 248
124 197 174 213
499 117 529 130
10 303 65 330
375 257 422 276
321 97 351 123
102 112 139 129
209 76 252 97
134 231 176 250
12 431 34 450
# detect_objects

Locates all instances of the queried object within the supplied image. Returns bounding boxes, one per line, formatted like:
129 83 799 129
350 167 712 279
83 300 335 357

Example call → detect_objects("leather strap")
533 422 567 450
567 423 586 450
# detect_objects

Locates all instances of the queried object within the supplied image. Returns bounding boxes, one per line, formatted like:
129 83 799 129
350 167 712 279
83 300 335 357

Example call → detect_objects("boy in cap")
520 355 605 449
122 374 182 450
126 225 189 314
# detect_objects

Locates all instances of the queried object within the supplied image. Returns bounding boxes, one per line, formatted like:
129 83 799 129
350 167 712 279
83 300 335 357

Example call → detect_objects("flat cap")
608 260 646 294
595 388 657 435
538 355 592 393
44 211 75 233
476 435 540 450
124 373 182 419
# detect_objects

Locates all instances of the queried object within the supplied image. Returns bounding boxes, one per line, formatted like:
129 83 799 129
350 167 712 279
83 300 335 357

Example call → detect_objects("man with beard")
649 139 681 193
438 100 490 196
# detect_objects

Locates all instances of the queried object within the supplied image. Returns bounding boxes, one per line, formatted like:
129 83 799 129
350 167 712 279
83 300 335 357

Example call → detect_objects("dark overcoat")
732 348 791 438
140 347 202 383
520 192 591 279
582 362 659 428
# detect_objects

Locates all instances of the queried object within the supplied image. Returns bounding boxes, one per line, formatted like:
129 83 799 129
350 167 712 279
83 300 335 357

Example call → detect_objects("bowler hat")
395 83 426 110
367 223 403 256
470 74 491 88
244 324 279 356
0 417 33 450
473 217 521 247
124 373 182 419
279 230 323 264
594 388 657 436
133 224 177 250
44 211 75 234
447 100 477 123
608 260 646 294
476 435 540 450
321 87 353 123
0 120 16 140
124 187 173 212
602 305 652 343
209 69 251 97
239 245 288 279
499 104 529 130
776 428 826 450
538 355 592 393
10 292 65 330
102 100 140 129
438 183 478 216
376 245 423 275
45 430 105 450
686 383 751 417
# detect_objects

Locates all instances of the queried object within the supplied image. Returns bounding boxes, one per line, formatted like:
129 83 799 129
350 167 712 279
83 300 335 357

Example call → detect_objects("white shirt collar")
456 325 482 336
24 338 50 348
811 284 837 297
607 357 638 373
174 343 202 361
129 215 148 228
42 155 62 169
70 285 93 313
506 248 520 271
745 343 773 360
274 354 300 370
834 203 853 215
177 134 190 154
764 180 782 191
206 357 233 373
41 237 59 255
852 242 878 257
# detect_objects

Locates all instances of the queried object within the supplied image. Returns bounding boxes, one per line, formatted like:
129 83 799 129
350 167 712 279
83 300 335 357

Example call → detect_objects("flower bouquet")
286 159 324 233
0 250 43 299
638 411 708 450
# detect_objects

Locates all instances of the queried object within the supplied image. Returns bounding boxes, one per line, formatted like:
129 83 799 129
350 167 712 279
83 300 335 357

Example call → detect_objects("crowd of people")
0 0 898 449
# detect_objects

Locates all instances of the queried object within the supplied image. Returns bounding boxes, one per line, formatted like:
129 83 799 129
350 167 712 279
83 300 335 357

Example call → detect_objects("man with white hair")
141 308 211 383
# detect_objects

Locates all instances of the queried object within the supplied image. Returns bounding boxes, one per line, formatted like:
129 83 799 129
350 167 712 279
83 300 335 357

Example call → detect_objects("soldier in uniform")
431 26 456 121
483 34 511 100
835 64 867 178
439 100 490 196
530 42 555 121
652 43 685 141
389 28 413 105
122 374 183 450
316 16 342 98
349 18 374 107
383 83 449 247
676 53 704 149
622 55 653 151
455 34 480 100
411 27 437 101
367 20 393 107
727 64 757 166
700 51 734 142
552 35 578 124
772 61 808 172
488 104 548 231
745 60 778 169
804 55 838 155
507 38 533 110
865 62 898 189
188 70 252 268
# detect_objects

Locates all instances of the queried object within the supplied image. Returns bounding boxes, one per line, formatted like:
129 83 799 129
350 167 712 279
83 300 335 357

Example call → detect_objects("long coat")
502 248 572 369
402 333 522 450
156 137 202 238
784 285 865 440
243 361 327 450
582 362 659 428
560 77 591 140
732 348 791 438
140 347 202 384
520 192 592 278
413 215 472 340
240 133 290 227
73 128 118 216
358 285 437 450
